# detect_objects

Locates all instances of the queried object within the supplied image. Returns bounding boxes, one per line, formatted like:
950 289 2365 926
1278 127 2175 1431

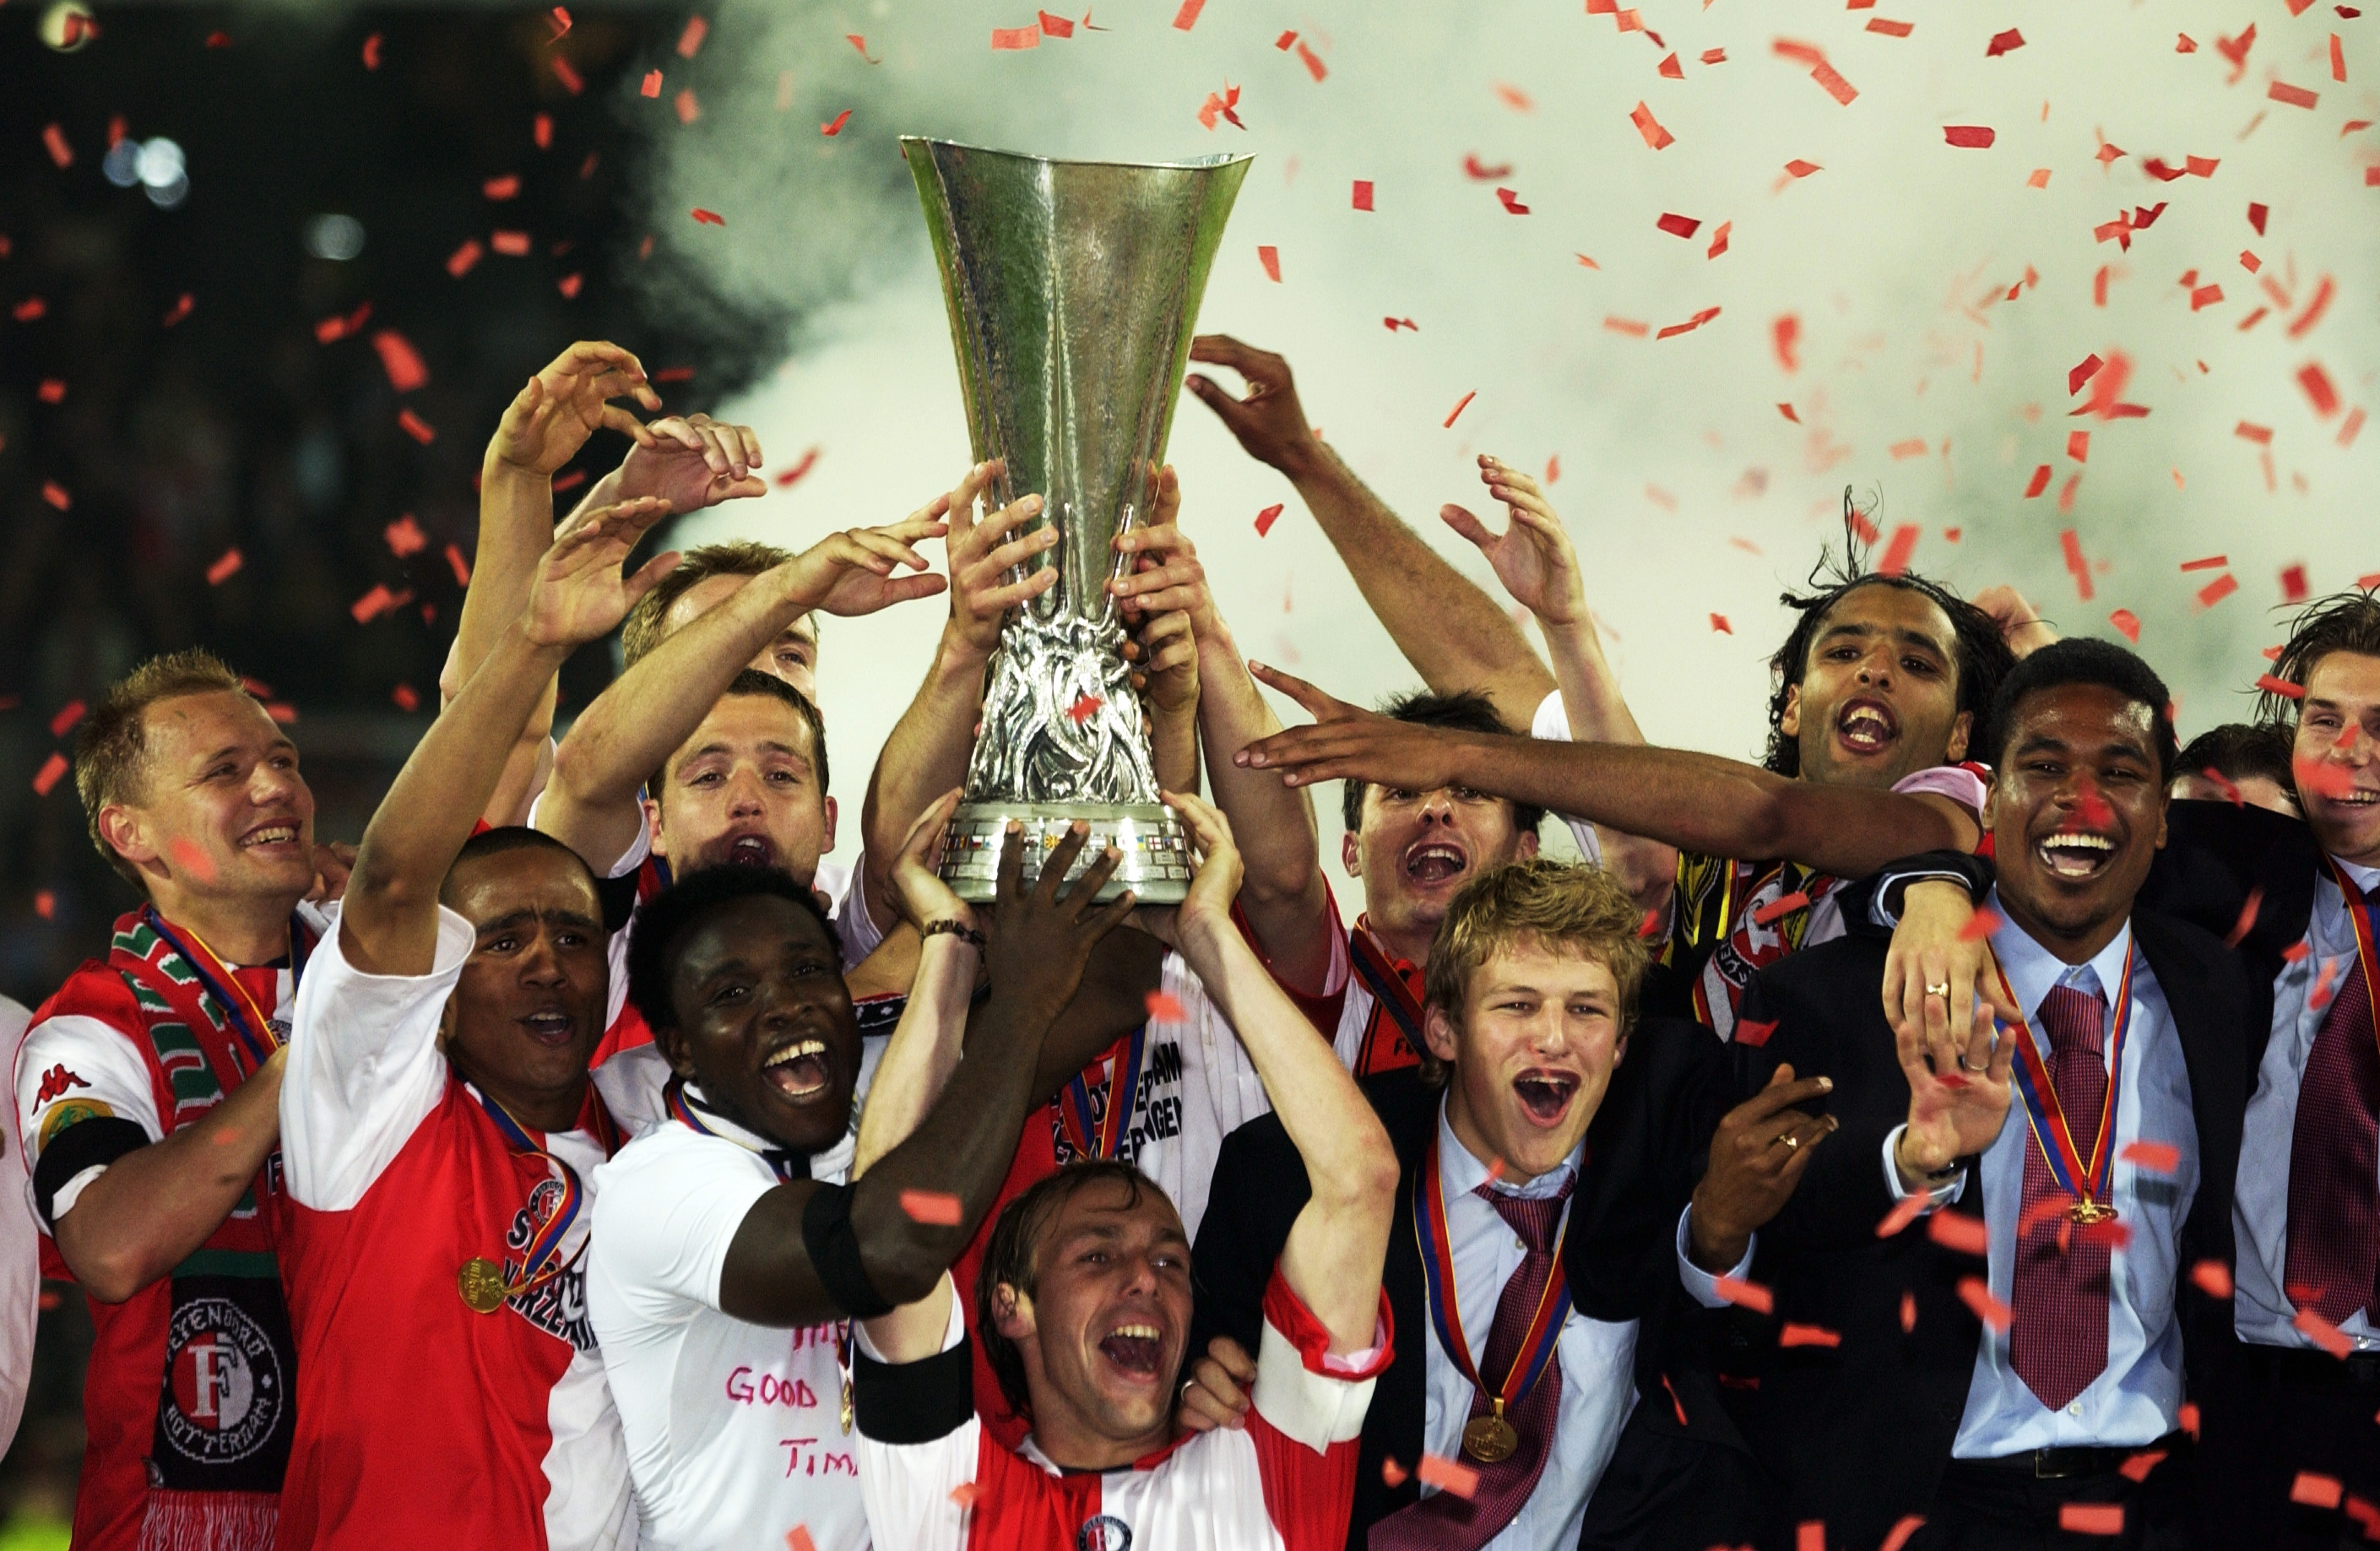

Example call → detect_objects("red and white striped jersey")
855 1267 1390 1551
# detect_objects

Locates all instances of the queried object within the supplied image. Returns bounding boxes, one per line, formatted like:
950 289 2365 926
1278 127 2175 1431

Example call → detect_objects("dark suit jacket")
1190 1017 1753 1551
1700 911 2252 1549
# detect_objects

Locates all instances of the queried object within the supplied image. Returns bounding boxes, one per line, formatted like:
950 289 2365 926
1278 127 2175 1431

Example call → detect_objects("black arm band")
800 1181 896 1321
853 1330 975 1444
33 1116 152 1228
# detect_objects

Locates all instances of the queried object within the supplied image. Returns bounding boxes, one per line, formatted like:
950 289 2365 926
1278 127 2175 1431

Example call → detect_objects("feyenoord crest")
160 1298 283 1466
1076 1514 1133 1551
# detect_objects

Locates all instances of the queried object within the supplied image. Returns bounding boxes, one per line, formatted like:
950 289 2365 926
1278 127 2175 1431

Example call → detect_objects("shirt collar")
2328 853 2380 896
679 1082 786 1154
1436 1095 1581 1201
1984 888 2133 1021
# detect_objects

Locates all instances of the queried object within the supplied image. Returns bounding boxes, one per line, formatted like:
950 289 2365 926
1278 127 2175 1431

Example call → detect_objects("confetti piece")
1146 990 1187 1022
2024 464 2052 498
1900 1290 1917 1331
1713 1275 1773 1314
1066 694 1103 724
773 447 821 489
1888 440 1927 462
1702 47 1727 63
2292 1472 2345 1510
2109 609 2140 643
35 380 64 405
207 549 244 585
1039 11 1076 37
362 33 382 69
1778 1322 1841 1348
2269 81 2319 108
1785 159 1822 177
1492 81 1534 111
2339 407 2366 446
640 69 663 97
1416 1453 1478 1498
397 409 436 445
2289 275 2336 337
1809 61 1858 105
371 330 430 393
1796 1524 1824 1551
2067 431 2090 464
1958 1277 2012 1331
2189 284 2224 311
2118 1140 2179 1174
548 6 572 40
1734 1018 1777 1048
1878 523 1921 576
1296 40 1326 79
1462 155 1513 181
491 230 531 258
1986 28 2025 57
1444 390 1477 428
2255 673 2304 699
1656 213 1701 239
483 174 520 202
1867 17 1912 36
1636 908 1664 939
847 34 876 61
446 543 472 587
2282 562 2312 602
690 208 726 226
2068 354 2104 395
677 15 707 58
34 891 55 920
447 240 484 277
13 298 47 323
1927 1212 1987 1255
1256 245 1280 281
1657 52 1683 78
164 294 192 334
1352 179 1374 210
31 753 68 799
821 111 851 137
391 683 420 713
899 1189 963 1226
1877 1193 1929 1238
991 24 1041 49
948 1483 979 1509
787 1528 818 1551
1255 502 1284 536
1710 612 1733 632
1380 1456 1408 1487
1495 187 1530 214
557 273 583 299
2189 1258 2234 1298
1752 890 1811 925
2293 1306 2353 1358
1629 101 1675 149
40 481 69 512
1656 306 1722 340
551 55 584 95
2060 1504 2124 1535
47 702 84 739
41 124 73 170
1943 126 1996 148
1957 907 2004 943
1169 0 1207 26
2236 421 2274 446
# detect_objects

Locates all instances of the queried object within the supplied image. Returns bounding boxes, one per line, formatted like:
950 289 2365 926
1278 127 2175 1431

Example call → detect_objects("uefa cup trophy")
903 138 1253 903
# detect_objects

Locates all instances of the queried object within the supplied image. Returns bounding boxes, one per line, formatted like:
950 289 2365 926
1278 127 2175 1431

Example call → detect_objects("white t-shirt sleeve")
590 1133 778 1320
827 852 886 966
0 998 39 1461
15 1015 167 1224
1527 690 1607 866
854 1283 979 1551
281 902 471 1212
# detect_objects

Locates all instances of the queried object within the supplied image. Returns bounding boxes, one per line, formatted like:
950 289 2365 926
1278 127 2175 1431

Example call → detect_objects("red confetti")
1462 155 1513 181
2292 1472 2345 1510
1492 82 1534 111
1927 1212 1987 1255
773 447 821 489
821 110 852 137
1773 314 1802 372
1255 503 1284 536
1986 28 2025 56
33 892 55 920
991 24 1041 49
1443 390 1477 428
1943 126 1997 149
491 230 531 258
899 1190 963 1226
2334 34 2348 81
1040 12 1076 37
41 124 73 170
1295 40 1327 80
1889 440 1927 462
2179 554 2228 572
2067 431 2090 464
2282 562 2312 602
383 515 429 558
47 702 84 739
1713 1275 1773 1314
1380 1457 1408 1488
2290 275 2337 338
2235 420 2273 445
1784 159 1822 177
1256 245 1280 282
1874 1193 1929 1239
1495 187 1530 215
2109 609 2141 643
2269 80 2320 108
2068 354 2104 395
2294 1306 2353 1357
1867 17 1912 37
2190 1258 2235 1298
1900 1290 1917 1332
1066 694 1103 725
35 379 64 404
548 6 572 41
1416 1453 1478 1498
1735 1018 1777 1048
847 34 876 60
163 293 195 328
392 683 420 713
447 240 484 277
1656 212 1701 239
207 549 244 585
1809 60 1859 105
551 55 584 95
787 1527 817 1551
1701 47 1727 64
557 273 582 300
2118 1140 2179 1174
1629 101 1675 149
947 1482 979 1509
1957 907 2004 943
2255 674 2305 699
638 69 664 98
1752 890 1810 926
1778 1322 1842 1348
1958 1277 2013 1331
445 543 473 588
397 409 436 445
362 33 382 69
371 330 430 393
1352 180 1374 210
31 753 68 798
1657 52 1683 79
677 16 707 58
2189 284 2225 312
1145 990 1187 1024
690 208 726 227
2023 464 2052 498
39 481 69 512
2301 361 2343 415
1710 612 1732 632
674 88 701 125
2059 1503 2124 1535
1656 306 1721 340
13 298 47 323
1171 0 1206 26
2249 202 2270 236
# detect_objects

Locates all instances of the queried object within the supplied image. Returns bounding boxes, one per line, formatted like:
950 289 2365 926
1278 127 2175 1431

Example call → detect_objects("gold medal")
458 1256 509 1314
1461 1408 1519 1464
2068 1197 2118 1225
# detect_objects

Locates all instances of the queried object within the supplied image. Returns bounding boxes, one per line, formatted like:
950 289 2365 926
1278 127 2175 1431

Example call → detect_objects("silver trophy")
903 138 1252 904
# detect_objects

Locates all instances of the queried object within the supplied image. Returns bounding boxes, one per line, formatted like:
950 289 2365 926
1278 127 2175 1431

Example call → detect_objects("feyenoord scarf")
1348 919 1425 1076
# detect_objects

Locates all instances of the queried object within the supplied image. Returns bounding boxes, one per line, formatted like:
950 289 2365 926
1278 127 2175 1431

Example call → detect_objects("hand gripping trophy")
902 138 1252 904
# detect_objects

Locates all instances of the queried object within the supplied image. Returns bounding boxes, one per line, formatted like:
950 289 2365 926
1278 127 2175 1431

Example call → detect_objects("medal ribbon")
1349 919 1426 1076
1994 942 2134 1213
140 905 311 1068
2323 858 2380 1064
470 1087 602 1301
1059 1028 1146 1162
667 1078 803 1181
1412 1131 1571 1419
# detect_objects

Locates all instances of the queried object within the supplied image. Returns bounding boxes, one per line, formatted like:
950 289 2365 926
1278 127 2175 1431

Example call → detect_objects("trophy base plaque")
939 801 1191 905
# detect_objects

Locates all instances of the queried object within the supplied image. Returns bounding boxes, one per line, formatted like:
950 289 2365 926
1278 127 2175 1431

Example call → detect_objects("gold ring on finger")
1958 1056 1987 1073
1772 1132 1800 1151
1926 982 1951 999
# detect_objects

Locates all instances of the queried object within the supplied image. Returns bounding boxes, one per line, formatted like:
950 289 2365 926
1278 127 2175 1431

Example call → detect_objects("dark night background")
2 5 778 1525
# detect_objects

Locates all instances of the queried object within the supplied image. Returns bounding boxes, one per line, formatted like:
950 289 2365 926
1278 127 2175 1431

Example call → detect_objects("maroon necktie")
2009 983 2114 1413
1371 1186 1569 1551
2284 908 2380 1327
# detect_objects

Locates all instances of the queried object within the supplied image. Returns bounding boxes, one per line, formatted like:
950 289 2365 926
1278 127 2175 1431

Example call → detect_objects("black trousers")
1903 1442 2193 1551
2199 1345 2380 1550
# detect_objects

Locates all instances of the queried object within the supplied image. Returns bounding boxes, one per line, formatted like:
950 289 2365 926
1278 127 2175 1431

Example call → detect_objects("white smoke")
639 0 2380 903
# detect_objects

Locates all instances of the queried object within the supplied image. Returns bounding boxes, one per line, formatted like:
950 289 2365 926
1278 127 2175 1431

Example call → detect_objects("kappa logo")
1076 1514 1133 1551
160 1299 283 1466
37 1097 113 1149
33 1064 89 1109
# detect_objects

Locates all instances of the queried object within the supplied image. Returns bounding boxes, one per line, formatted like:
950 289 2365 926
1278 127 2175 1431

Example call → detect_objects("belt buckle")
2033 1447 2085 1479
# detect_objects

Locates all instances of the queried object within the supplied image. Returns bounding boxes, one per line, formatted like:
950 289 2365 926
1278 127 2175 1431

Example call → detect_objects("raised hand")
944 459 1058 655
1111 467 1212 715
489 339 663 477
1971 583 2058 659
1687 1064 1836 1272
612 412 767 513
521 496 679 650
1895 997 2016 1181
1440 456 1588 628
889 788 976 935
1131 789 1245 948
982 821 1139 1025
777 508 951 618
1185 334 1324 479
1235 662 1472 793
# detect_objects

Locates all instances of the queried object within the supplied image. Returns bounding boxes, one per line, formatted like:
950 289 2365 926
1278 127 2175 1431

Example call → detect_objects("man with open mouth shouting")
850 792 1401 1551
587 799 1141 1551
274 495 678 1548
1678 638 2252 1548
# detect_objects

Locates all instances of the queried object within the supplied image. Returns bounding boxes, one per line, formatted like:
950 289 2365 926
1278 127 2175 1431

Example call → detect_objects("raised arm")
1110 479 1335 991
1115 465 1201 799
1152 793 1396 1353
857 461 1055 913
342 498 677 978
537 510 950 872
1239 666 1982 882
851 791 979 1180
1186 334 1553 730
